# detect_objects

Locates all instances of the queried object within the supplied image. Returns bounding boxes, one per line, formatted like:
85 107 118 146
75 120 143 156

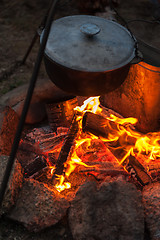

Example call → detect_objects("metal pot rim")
44 51 134 73
43 15 136 72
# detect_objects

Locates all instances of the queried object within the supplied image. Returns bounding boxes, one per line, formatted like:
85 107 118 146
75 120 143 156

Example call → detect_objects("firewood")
18 140 43 156
25 128 67 153
82 111 137 145
125 156 152 186
18 133 66 175
24 156 47 178
82 111 152 185
79 168 128 176
52 113 80 179
38 134 66 153
45 97 78 131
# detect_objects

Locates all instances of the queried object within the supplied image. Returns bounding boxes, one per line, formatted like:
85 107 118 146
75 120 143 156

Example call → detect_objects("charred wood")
23 156 47 178
79 168 128 176
17 132 66 175
45 96 78 132
52 113 80 178
82 111 136 144
82 111 152 186
38 133 66 153
125 156 152 186
25 127 67 153
18 140 43 156
21 131 66 154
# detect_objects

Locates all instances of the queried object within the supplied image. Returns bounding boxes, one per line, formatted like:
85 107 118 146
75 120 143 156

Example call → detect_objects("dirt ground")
0 0 159 239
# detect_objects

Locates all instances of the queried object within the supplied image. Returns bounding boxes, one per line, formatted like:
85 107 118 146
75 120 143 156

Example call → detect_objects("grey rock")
0 155 23 216
142 182 160 240
0 78 74 124
9 178 70 232
69 176 144 240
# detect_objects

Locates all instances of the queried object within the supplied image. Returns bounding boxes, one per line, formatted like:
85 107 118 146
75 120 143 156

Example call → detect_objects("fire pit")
0 2 160 239
0 95 159 240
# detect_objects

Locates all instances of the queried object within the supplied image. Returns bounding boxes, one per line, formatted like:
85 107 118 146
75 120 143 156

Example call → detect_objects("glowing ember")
48 96 160 192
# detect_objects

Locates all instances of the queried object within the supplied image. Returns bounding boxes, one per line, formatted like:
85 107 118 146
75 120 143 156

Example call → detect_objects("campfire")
0 0 160 238
0 95 160 239
40 96 159 191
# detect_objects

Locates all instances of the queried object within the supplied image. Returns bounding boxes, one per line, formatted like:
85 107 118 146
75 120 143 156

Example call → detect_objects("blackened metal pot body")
44 55 130 96
43 15 136 96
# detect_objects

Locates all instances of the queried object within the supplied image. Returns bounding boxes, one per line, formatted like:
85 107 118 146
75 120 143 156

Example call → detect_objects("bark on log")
25 127 67 153
52 113 80 178
17 135 64 179
23 156 47 178
82 111 137 145
82 111 152 186
38 134 66 153
45 96 78 132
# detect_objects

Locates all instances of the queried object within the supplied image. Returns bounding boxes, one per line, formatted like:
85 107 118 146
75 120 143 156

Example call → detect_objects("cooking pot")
42 15 138 96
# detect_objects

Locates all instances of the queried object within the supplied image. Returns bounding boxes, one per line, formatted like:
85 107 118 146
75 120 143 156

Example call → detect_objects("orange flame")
51 97 102 192
50 96 160 192
75 96 102 114
55 175 71 192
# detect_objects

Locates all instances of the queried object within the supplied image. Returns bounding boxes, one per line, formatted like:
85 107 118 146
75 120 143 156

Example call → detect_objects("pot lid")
44 15 136 72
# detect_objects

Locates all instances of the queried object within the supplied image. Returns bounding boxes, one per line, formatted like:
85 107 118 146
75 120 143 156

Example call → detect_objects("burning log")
45 96 78 131
17 129 68 179
23 156 47 178
148 163 160 181
82 111 152 186
25 127 67 153
79 168 128 176
52 113 80 178
82 111 137 144
38 133 66 153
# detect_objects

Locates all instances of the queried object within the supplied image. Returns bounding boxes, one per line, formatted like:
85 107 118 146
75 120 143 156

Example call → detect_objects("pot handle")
130 50 143 64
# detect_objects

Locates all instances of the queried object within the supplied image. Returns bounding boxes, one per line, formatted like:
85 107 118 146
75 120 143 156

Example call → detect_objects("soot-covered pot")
42 15 138 96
